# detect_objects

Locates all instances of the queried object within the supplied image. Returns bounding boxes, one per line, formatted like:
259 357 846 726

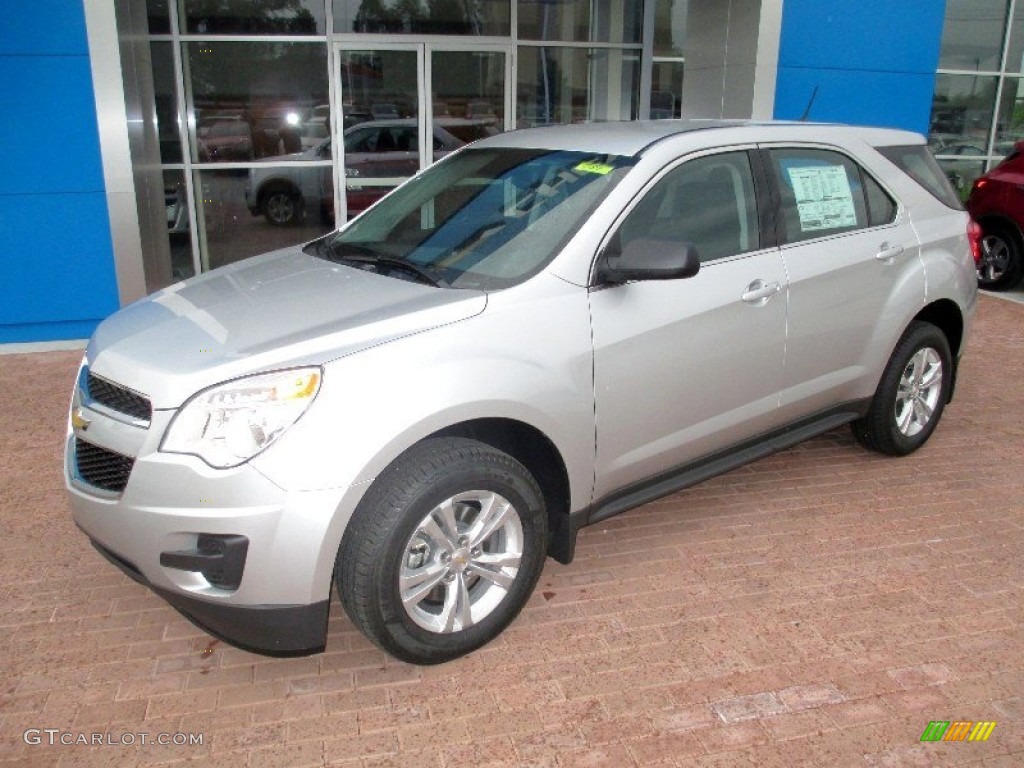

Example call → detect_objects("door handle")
741 279 781 305
875 242 905 263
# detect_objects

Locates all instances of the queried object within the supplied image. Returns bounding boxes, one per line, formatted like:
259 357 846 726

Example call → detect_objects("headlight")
161 368 321 468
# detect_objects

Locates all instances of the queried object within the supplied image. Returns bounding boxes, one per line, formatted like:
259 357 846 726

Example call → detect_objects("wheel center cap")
450 548 471 573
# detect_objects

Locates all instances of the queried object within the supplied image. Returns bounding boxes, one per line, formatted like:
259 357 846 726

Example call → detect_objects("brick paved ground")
1 295 1021 768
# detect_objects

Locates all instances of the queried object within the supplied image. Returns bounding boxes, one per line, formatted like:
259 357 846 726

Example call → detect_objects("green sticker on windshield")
574 161 614 175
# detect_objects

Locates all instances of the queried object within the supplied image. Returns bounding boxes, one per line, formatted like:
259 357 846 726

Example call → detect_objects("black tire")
336 437 547 664
977 224 1023 291
851 321 952 456
261 188 305 226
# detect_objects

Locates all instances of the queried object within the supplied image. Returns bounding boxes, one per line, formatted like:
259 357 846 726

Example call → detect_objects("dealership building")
1 0 1016 343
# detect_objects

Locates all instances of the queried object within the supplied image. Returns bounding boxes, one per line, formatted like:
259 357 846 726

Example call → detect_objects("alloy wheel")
399 490 523 634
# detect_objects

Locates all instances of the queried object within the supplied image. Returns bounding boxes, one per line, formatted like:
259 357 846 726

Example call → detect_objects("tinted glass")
518 0 642 44
654 0 688 56
187 42 328 163
152 42 182 165
322 148 632 289
938 0 1009 72
517 47 639 127
333 0 510 36
432 50 506 158
878 145 963 209
651 61 684 119
194 168 333 271
1005 1 1024 72
147 0 170 33
615 152 759 263
929 73 998 150
994 75 1024 146
182 0 325 34
769 149 868 244
163 169 195 282
864 174 897 227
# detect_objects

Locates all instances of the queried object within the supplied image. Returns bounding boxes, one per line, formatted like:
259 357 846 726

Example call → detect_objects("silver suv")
66 121 978 664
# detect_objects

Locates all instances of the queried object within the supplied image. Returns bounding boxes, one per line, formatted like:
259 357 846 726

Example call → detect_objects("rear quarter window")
877 145 963 210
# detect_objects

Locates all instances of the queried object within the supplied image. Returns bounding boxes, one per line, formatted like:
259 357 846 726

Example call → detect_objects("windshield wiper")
326 243 444 288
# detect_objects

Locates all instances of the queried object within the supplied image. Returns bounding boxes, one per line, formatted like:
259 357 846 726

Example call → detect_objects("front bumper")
88 535 329 655
66 428 353 655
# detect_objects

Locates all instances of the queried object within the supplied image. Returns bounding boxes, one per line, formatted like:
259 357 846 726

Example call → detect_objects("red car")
966 142 1024 290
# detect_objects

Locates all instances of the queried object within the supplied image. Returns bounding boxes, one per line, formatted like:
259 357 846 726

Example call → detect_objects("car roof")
472 120 924 157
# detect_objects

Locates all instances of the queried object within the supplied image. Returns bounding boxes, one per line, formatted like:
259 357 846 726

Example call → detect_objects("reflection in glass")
187 42 328 163
432 50 505 158
246 142 333 226
334 0 510 36
929 73 998 148
654 0 688 56
194 169 333 271
182 0 325 34
517 47 638 127
935 158 986 202
163 170 195 282
995 76 1024 148
152 42 182 164
518 0 642 44
147 0 170 34
651 61 684 119
339 50 420 218
938 0 1009 72
1004 2 1024 73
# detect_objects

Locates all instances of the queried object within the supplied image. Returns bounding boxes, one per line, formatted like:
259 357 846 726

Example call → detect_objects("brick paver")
1 295 1021 767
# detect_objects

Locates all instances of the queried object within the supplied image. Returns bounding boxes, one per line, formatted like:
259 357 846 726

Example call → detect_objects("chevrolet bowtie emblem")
71 407 91 431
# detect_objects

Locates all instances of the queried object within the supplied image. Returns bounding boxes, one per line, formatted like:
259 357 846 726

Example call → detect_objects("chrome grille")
74 438 135 493
86 372 151 423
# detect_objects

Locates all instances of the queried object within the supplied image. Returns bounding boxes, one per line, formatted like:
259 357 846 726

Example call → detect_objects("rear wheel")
977 224 1023 290
852 322 952 456
336 437 547 664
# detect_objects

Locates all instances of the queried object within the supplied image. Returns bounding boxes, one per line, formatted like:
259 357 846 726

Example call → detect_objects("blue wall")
774 0 946 135
0 0 120 343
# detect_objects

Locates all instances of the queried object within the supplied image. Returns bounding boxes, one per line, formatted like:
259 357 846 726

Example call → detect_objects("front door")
334 43 512 222
589 149 789 501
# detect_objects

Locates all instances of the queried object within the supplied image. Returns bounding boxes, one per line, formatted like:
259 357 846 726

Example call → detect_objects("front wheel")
336 437 547 664
852 321 952 456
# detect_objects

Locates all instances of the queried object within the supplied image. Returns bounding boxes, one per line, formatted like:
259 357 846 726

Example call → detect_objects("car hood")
87 246 487 409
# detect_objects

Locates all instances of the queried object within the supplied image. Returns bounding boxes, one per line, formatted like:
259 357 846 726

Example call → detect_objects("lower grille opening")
75 438 135 493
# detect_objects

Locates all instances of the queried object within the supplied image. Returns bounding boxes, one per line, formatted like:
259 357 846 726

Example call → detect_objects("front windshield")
319 147 633 289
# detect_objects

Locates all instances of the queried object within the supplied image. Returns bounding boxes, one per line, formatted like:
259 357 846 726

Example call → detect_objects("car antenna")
800 86 819 121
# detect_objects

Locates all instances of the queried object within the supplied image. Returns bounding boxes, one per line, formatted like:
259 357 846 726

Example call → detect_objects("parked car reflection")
198 119 255 161
244 119 492 226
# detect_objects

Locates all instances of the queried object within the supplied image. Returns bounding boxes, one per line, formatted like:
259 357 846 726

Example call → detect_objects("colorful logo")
920 721 996 742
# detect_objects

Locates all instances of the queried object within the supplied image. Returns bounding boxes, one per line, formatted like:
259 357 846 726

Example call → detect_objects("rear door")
589 149 788 500
762 145 925 421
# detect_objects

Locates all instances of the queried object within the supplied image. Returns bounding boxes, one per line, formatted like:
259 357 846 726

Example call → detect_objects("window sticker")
574 160 614 175
787 165 857 232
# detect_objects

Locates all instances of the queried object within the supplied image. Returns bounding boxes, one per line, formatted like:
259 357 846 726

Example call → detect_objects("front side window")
768 148 878 244
613 151 760 263
317 148 633 290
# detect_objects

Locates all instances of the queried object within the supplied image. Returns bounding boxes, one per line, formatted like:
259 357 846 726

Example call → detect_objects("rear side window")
877 145 962 210
768 148 870 243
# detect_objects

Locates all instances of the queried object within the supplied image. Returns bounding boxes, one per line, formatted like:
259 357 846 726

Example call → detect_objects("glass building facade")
931 0 1024 198
130 0 685 291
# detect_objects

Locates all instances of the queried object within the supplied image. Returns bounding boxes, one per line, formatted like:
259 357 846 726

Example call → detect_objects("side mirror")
597 238 701 284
